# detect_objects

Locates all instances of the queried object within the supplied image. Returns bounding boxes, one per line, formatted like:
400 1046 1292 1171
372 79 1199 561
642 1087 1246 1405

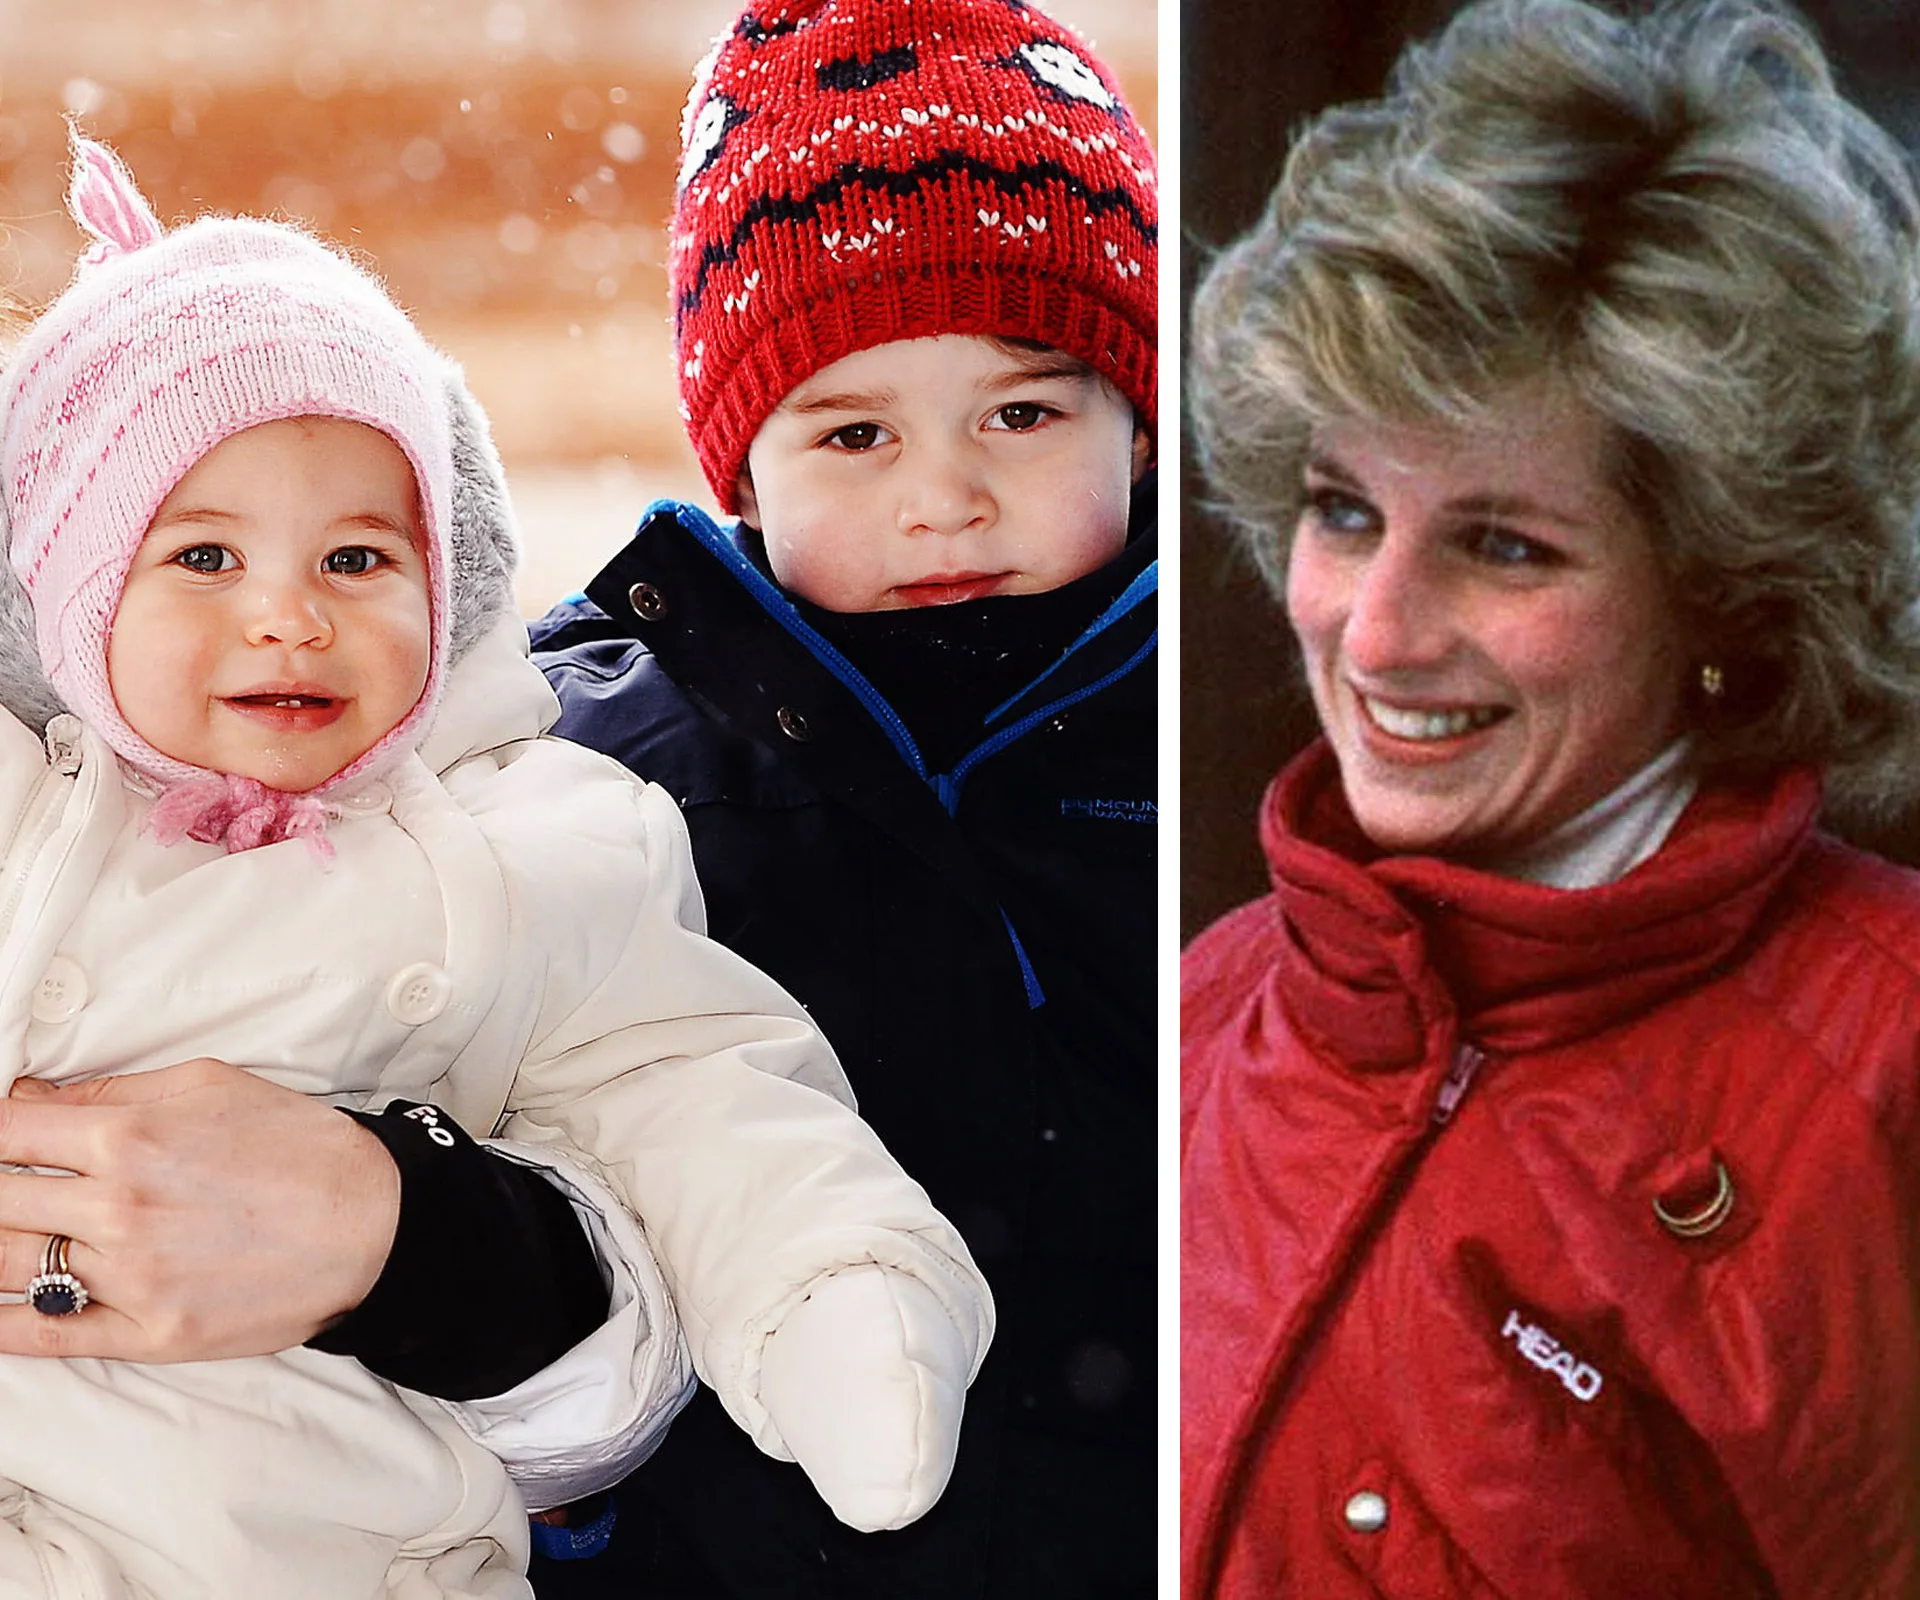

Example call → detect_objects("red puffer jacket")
1182 743 1920 1599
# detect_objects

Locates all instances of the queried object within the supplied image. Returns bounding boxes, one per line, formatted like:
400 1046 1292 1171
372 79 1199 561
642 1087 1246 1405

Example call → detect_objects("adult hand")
0 1059 400 1361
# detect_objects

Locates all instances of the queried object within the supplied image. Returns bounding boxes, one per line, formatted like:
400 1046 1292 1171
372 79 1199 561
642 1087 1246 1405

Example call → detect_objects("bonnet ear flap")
0 127 151 742
0 491 72 738
438 353 522 666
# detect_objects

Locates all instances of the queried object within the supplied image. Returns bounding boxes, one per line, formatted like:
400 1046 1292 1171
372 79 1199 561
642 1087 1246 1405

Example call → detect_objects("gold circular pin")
1653 1158 1735 1239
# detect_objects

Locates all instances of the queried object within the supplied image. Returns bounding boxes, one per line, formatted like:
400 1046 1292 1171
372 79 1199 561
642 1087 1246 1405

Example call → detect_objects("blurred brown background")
0 0 1155 617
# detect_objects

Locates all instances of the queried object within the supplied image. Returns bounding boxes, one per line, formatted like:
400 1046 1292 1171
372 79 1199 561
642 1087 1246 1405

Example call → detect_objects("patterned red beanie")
669 0 1158 512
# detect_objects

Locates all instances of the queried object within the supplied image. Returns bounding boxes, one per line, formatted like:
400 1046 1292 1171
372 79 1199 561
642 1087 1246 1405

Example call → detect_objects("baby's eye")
988 402 1054 432
322 546 384 575
824 422 884 452
1466 525 1561 568
171 544 236 574
1301 487 1378 536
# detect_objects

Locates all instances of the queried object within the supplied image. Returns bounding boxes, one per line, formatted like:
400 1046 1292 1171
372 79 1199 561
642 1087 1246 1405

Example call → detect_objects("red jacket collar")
1259 742 1823 1066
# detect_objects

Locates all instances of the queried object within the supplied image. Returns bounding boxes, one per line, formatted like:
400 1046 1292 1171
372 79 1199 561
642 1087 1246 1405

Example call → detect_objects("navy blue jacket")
528 483 1157 1599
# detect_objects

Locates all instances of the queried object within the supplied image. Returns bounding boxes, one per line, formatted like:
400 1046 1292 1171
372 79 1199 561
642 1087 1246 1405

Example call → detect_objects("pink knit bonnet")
0 132 453 845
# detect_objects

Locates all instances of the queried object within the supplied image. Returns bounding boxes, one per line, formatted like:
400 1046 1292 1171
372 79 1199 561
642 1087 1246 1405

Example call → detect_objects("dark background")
1179 0 1920 942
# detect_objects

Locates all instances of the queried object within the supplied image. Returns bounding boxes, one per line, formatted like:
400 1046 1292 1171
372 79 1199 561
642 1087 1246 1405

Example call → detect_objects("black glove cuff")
306 1101 609 1400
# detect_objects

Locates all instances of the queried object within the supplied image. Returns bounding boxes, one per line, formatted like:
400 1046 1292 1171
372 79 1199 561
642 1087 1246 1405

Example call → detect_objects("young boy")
530 1 1157 1594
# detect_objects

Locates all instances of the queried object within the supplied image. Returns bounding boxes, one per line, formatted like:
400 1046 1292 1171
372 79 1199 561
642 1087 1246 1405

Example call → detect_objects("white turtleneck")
1481 738 1698 890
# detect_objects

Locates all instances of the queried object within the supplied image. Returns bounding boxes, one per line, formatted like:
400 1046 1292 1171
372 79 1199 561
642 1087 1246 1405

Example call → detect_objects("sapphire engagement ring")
27 1234 87 1316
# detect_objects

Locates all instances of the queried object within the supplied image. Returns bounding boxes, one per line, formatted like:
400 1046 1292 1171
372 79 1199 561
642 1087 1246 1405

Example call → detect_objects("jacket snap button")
334 780 394 817
385 963 452 1026
628 582 667 621
776 706 812 742
1343 1490 1388 1533
31 957 88 1025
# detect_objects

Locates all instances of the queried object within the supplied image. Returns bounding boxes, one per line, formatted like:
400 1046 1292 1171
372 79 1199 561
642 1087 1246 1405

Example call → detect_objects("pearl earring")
1699 663 1725 699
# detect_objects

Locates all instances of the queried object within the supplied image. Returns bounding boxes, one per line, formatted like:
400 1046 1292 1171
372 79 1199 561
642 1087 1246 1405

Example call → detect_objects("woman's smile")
1354 689 1510 746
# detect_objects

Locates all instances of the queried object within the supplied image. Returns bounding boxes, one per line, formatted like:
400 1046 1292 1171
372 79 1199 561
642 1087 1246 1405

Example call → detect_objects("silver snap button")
1343 1490 1388 1534
628 582 667 621
32 957 89 1025
334 780 394 817
385 962 452 1026
776 706 812 742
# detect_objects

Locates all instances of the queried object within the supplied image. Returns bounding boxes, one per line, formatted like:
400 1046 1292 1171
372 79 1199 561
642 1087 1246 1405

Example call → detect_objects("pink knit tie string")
147 775 337 861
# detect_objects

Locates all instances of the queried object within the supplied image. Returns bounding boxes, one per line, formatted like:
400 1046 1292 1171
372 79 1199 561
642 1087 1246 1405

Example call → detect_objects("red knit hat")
669 0 1158 512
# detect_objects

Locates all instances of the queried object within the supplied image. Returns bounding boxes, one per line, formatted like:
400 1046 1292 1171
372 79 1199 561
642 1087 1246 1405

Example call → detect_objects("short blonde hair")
1188 0 1920 825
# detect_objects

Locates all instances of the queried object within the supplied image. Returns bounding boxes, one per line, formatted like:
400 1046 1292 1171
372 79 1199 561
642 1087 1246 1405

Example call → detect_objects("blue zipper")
1001 909 1046 1009
944 630 1157 816
983 559 1157 725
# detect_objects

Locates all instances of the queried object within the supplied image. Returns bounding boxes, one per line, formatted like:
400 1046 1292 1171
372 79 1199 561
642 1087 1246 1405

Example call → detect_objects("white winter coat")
0 617 991 1599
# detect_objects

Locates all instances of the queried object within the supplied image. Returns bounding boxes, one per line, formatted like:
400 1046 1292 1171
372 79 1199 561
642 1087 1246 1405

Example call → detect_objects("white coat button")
385 963 452 1025
32 957 88 1024
334 781 394 817
1343 1490 1388 1534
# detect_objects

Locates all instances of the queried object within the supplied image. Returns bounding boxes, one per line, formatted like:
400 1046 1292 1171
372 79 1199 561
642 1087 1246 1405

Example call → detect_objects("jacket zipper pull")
1433 1043 1485 1125
43 715 82 778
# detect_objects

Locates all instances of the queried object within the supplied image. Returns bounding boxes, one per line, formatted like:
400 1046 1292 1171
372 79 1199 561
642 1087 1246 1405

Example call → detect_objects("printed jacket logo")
1060 797 1156 823
1502 1308 1604 1402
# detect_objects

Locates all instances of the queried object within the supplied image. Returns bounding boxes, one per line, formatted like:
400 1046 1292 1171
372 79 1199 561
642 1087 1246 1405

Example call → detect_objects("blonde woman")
1182 0 1920 1593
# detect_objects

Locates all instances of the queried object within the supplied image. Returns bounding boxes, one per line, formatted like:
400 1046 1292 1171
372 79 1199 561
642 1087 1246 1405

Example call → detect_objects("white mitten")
757 1264 970 1532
